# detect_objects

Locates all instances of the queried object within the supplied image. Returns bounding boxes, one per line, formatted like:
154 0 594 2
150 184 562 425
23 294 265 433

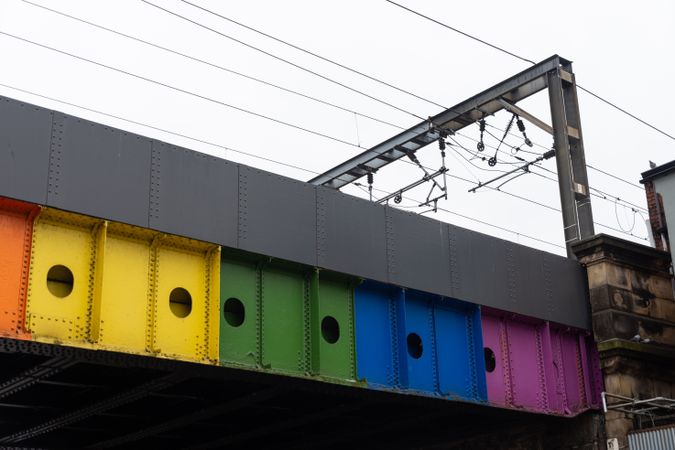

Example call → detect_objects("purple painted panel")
507 320 549 411
481 311 550 413
550 327 584 414
481 309 603 416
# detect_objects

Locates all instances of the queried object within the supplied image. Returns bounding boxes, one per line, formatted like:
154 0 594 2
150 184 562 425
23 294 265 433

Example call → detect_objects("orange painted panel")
0 197 39 339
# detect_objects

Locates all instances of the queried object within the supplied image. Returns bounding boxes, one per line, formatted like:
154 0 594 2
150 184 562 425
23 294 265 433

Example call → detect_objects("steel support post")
560 62 595 239
548 67 594 257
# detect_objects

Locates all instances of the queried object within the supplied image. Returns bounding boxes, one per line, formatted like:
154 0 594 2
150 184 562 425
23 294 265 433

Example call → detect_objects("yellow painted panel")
152 242 220 363
26 208 220 364
26 210 99 344
97 224 152 352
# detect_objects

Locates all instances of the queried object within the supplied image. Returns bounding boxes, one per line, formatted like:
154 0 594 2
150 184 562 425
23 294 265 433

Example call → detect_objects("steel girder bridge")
0 55 602 449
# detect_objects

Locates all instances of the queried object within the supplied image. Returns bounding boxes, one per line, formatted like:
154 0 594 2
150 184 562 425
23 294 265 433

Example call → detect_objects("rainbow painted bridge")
0 94 603 446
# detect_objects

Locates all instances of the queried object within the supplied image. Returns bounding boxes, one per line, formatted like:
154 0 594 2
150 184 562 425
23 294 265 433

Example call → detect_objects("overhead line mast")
310 55 595 256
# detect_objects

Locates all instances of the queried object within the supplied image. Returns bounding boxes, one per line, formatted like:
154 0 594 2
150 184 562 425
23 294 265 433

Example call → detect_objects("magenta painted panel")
481 308 602 415
481 309 603 416
550 328 584 414
506 320 549 411
481 311 551 413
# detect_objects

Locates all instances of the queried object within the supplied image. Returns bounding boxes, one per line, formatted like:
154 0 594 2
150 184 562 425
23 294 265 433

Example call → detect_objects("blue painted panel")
434 300 488 401
355 280 488 402
403 291 436 393
354 281 396 387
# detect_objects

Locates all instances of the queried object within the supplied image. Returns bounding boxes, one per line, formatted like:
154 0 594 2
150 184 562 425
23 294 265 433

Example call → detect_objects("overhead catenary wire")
95 0 663 197
0 30 367 150
149 0 665 196
7 5 650 245
384 0 675 144
178 0 447 110
139 0 426 120
20 0 403 131
181 0 666 187
22 0 554 172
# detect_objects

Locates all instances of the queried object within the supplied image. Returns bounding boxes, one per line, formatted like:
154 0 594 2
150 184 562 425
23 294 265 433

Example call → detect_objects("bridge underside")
0 339 568 450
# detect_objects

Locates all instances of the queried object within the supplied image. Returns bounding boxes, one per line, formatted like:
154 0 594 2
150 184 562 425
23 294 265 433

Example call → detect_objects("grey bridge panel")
546 254 591 329
0 94 591 329
448 225 511 310
238 165 317 267
317 187 388 282
150 143 238 247
385 207 452 297
47 114 151 228
0 97 52 204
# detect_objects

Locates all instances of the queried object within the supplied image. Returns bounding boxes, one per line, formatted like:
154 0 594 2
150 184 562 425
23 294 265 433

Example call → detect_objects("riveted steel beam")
0 373 185 444
89 387 285 449
0 356 76 400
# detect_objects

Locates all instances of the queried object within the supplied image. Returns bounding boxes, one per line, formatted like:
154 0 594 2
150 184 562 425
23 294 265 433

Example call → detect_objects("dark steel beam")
88 387 285 449
0 356 75 400
309 55 569 189
0 373 185 444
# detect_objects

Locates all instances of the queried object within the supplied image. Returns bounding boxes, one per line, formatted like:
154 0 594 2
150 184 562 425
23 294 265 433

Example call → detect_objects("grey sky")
1 0 673 255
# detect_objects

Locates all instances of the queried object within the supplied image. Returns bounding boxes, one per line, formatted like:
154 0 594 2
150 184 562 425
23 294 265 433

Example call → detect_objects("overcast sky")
1 0 673 255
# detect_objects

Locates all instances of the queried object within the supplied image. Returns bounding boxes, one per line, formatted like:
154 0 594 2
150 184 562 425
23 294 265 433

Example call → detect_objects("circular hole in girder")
484 347 496 373
224 298 245 327
321 316 340 344
407 333 423 359
169 287 192 318
46 265 74 298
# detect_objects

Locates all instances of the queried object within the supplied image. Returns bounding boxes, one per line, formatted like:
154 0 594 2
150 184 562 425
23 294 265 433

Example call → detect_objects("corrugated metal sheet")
628 425 675 450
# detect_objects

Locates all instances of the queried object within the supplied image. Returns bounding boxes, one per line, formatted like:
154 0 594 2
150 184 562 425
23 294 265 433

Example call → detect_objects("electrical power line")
383 0 675 144
384 0 535 65
140 0 426 120
0 30 367 149
150 0 668 196
7 5 649 244
179 0 447 110
587 163 644 190
20 0 404 131
150 0 667 197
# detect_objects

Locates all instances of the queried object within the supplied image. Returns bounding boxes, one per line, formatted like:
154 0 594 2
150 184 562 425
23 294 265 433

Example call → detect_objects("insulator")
524 137 533 147
367 172 374 185
439 138 446 150
479 119 486 132
517 118 526 133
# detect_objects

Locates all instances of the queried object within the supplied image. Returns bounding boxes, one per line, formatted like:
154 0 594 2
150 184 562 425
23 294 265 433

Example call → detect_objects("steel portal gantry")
309 55 594 256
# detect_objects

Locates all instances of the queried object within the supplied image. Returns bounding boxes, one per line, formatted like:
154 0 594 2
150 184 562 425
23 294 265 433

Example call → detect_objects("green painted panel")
316 273 355 380
261 265 306 374
219 257 258 367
